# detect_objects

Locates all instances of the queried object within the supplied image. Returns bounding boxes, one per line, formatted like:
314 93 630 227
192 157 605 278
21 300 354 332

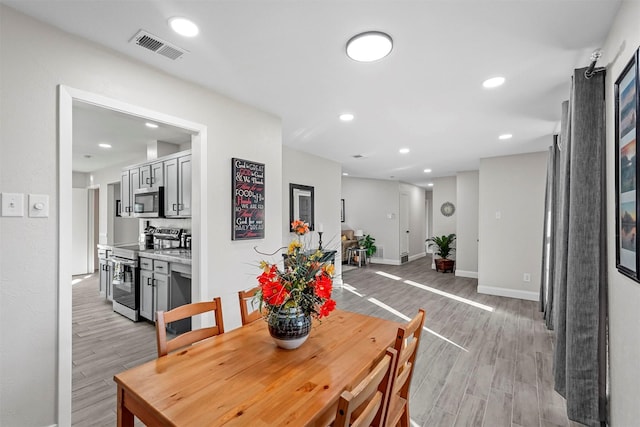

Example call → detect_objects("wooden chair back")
384 308 426 427
238 286 262 325
155 297 224 357
334 347 397 427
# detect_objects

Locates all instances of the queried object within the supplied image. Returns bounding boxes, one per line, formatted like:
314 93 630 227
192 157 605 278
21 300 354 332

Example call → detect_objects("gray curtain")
550 68 608 426
540 138 559 329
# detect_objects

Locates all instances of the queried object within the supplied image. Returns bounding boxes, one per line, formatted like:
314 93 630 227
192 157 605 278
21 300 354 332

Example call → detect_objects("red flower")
318 299 336 318
261 281 289 306
314 273 333 299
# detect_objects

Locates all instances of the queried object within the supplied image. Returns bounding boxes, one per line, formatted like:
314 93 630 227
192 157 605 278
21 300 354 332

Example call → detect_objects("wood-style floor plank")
72 256 574 426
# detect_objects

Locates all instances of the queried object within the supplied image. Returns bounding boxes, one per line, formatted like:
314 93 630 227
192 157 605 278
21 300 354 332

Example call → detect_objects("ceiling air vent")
352 154 364 159
129 30 188 60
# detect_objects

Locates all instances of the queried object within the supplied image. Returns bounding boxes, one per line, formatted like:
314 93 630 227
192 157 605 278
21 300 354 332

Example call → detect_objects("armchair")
341 229 359 263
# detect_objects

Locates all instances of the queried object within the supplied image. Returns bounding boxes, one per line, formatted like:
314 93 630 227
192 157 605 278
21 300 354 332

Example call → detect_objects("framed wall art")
341 199 345 223
289 183 314 231
615 49 640 281
231 158 265 240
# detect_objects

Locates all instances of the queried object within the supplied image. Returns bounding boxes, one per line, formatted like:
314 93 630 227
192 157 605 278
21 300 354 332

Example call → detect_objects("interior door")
400 193 410 256
72 188 89 275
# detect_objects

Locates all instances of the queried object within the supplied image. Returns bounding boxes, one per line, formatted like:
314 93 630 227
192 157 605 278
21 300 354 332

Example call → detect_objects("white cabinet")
164 154 191 217
140 161 164 189
120 167 140 217
139 258 169 321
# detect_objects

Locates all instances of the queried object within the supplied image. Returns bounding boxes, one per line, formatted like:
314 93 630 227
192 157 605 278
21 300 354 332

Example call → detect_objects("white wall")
71 188 89 275
0 6 282 426
281 147 342 280
602 2 640 424
341 177 401 264
431 176 457 239
478 152 547 301
456 171 479 278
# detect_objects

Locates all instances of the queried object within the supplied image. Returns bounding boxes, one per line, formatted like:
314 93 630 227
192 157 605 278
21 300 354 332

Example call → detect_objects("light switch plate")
29 194 49 218
1 193 25 217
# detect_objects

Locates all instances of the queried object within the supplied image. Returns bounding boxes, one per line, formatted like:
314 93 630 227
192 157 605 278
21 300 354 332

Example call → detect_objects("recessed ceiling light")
482 76 505 88
339 113 354 122
145 122 159 128
424 169 432 173
399 148 410 154
499 133 513 140
98 143 112 148
346 31 393 62
427 183 434 187
169 17 199 37
342 172 349 176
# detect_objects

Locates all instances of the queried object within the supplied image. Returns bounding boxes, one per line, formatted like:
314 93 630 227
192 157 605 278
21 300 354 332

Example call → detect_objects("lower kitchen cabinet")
139 259 169 322
98 258 113 301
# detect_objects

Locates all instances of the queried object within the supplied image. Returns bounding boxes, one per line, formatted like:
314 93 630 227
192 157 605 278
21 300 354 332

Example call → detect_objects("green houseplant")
361 234 377 258
426 233 456 272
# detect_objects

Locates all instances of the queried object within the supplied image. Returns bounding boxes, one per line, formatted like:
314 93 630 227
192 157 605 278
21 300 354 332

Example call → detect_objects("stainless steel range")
109 244 141 321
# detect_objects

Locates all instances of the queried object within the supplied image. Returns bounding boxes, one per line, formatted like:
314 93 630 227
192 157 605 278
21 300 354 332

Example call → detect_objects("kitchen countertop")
138 248 192 266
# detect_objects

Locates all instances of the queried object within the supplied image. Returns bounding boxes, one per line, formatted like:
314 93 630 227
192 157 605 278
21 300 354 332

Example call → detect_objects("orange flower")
291 219 310 236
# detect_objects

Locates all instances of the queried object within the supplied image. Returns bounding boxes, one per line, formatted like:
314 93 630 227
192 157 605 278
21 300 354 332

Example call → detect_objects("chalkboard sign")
232 158 265 240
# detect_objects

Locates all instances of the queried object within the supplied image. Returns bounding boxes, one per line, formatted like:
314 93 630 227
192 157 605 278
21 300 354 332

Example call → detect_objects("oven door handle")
108 256 138 267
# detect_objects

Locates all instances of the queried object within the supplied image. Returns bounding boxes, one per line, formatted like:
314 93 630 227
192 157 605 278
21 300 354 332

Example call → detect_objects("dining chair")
238 286 262 325
155 297 225 357
384 308 426 427
334 347 397 427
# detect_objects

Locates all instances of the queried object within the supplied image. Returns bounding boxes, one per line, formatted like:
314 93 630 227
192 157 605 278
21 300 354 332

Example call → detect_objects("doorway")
58 85 208 425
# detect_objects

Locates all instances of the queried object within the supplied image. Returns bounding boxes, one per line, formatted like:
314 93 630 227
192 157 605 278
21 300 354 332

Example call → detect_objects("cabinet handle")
147 277 152 286
178 203 184 210
173 203 177 211
152 278 157 287
146 177 150 184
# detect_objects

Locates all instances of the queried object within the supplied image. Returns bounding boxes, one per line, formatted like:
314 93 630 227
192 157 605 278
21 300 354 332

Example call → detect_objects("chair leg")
399 406 410 427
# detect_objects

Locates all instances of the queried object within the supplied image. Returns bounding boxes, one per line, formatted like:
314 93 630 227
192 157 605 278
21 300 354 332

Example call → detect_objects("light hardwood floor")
72 257 578 426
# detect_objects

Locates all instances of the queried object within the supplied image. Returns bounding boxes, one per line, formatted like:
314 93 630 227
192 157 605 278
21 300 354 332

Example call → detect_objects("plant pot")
267 307 311 350
435 258 455 273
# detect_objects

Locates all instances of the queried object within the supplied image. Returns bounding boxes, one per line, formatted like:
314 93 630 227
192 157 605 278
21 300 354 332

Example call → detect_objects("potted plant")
362 234 377 259
426 233 456 273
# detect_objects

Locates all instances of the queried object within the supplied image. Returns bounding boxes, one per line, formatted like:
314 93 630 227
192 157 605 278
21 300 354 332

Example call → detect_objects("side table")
347 247 368 267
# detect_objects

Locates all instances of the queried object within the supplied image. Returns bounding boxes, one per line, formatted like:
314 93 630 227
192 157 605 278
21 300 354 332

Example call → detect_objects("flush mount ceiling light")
427 183 434 187
498 133 513 140
346 31 393 62
399 148 410 154
339 113 355 122
145 122 159 128
98 143 112 148
342 172 349 176
424 168 432 173
482 76 505 88
169 17 199 37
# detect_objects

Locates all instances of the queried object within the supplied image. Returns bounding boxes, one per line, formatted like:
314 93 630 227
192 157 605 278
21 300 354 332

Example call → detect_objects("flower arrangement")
257 219 336 321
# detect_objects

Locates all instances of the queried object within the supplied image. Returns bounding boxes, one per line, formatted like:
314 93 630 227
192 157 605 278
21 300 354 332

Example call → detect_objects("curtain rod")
585 49 603 79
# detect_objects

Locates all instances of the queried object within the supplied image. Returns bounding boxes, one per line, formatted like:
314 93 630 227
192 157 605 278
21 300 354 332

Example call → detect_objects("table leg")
117 385 134 427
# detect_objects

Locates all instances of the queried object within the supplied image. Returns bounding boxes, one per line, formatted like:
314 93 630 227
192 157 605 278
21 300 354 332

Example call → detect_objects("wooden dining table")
113 309 401 426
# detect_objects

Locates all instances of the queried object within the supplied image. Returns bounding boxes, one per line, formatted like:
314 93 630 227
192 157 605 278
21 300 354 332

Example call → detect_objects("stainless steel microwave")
133 187 164 218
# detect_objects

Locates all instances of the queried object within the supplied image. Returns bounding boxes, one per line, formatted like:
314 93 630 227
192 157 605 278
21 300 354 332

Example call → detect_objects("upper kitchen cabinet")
164 153 191 217
121 167 141 217
140 161 164 189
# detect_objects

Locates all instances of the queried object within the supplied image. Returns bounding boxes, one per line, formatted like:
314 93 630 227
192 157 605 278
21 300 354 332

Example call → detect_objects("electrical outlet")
523 273 531 282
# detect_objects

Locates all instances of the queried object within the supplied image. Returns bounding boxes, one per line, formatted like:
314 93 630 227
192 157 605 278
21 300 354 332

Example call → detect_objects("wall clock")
440 201 455 217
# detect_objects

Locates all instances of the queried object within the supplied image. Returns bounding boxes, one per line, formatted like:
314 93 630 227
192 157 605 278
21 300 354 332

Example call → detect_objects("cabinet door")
178 155 192 217
140 165 152 188
154 273 169 317
164 158 179 217
99 260 107 297
121 169 131 217
139 269 154 321
130 168 141 193
151 161 164 188
106 263 113 301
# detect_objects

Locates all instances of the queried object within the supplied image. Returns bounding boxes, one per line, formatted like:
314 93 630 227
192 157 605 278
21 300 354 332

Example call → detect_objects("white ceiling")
5 0 621 186
72 101 192 173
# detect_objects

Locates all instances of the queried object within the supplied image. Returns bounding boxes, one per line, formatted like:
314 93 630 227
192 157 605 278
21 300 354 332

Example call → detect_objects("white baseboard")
333 277 344 287
369 258 401 266
477 285 539 302
456 270 478 279
408 253 426 262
